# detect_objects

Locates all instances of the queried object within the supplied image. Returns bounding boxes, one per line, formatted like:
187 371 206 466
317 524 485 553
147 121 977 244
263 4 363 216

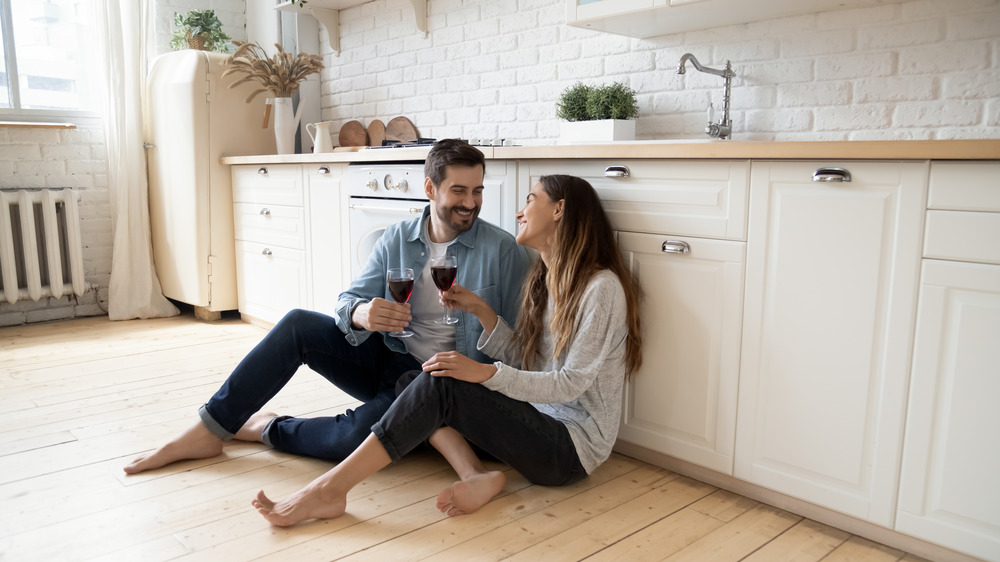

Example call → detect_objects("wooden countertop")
221 139 1000 165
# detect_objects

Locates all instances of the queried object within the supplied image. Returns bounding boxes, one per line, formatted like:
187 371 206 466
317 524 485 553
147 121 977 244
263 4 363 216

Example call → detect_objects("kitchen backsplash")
321 0 999 142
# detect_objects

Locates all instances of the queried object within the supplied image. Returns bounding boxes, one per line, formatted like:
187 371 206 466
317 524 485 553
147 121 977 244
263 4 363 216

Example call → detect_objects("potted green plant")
169 9 232 53
557 81 639 143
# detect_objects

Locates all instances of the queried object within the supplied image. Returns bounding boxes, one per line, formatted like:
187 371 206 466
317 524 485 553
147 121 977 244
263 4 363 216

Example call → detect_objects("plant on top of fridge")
221 41 325 102
169 9 231 53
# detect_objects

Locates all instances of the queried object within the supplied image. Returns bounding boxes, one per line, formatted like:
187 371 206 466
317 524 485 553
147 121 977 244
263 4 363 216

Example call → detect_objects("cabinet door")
736 161 927 526
482 160 519 236
616 231 745 474
569 0 657 21
235 241 308 326
307 164 348 315
896 260 1000 561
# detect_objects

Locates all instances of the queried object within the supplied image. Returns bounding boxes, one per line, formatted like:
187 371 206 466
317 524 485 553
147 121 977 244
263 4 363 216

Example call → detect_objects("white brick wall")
321 0 1000 142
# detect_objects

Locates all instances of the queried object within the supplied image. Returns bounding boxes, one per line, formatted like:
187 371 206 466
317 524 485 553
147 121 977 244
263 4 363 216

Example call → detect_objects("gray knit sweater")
478 269 628 474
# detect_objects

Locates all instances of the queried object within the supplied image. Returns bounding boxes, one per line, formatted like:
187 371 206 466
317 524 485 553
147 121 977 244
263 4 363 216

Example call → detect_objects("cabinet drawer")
924 210 1000 265
232 164 304 206
234 203 306 249
928 161 1000 212
520 160 750 240
235 240 308 325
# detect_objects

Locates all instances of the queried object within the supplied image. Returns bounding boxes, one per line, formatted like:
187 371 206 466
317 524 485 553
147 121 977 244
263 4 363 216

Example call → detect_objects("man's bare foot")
436 470 506 516
123 421 224 475
251 485 347 527
234 411 277 442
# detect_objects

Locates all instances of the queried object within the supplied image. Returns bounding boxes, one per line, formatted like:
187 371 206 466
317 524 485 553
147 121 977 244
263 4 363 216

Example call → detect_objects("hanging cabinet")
275 0 427 56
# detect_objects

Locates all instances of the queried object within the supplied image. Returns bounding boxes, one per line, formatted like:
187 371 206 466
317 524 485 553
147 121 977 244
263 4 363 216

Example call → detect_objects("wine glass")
386 267 415 338
429 255 459 325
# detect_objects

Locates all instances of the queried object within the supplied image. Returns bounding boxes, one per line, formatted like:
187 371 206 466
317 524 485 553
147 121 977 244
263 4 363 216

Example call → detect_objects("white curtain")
96 0 179 320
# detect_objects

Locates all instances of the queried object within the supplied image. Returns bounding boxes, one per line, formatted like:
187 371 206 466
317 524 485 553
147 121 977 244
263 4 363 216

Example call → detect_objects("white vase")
559 119 636 144
271 97 300 155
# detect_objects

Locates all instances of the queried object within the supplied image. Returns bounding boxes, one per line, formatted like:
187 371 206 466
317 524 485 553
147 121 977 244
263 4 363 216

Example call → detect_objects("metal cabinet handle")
259 208 271 217
662 240 691 254
317 166 330 174
812 168 852 182
262 248 273 256
604 165 631 178
257 167 268 175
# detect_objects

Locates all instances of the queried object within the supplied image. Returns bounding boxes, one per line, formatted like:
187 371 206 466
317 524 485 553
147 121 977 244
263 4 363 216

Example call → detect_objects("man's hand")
422 351 497 383
351 298 412 333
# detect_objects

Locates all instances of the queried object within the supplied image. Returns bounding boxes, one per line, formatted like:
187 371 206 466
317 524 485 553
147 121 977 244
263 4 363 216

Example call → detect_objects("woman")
251 174 642 525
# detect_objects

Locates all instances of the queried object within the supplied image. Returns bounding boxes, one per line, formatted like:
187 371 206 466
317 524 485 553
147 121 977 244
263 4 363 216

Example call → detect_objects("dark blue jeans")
372 372 587 486
198 309 421 461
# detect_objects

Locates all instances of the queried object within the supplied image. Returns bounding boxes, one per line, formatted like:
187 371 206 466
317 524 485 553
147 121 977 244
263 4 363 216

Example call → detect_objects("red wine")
431 265 457 291
387 278 414 303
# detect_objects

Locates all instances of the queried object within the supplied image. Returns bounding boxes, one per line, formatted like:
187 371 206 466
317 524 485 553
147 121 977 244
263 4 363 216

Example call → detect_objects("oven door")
348 198 427 279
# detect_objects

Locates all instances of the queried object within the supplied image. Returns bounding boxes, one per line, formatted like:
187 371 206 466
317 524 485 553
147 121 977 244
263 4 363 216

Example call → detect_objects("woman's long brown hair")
514 175 643 377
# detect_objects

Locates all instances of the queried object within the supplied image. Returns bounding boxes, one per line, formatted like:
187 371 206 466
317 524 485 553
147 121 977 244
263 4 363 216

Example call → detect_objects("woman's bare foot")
252 433 393 526
123 421 224 474
251 483 347 527
234 411 277 442
436 470 506 516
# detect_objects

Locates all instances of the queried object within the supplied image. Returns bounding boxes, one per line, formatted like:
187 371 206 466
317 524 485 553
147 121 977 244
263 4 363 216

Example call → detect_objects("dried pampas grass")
222 41 324 102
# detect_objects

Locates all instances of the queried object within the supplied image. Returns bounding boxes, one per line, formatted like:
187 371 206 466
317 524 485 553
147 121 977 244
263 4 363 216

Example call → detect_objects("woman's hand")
441 285 498 334
422 351 497 383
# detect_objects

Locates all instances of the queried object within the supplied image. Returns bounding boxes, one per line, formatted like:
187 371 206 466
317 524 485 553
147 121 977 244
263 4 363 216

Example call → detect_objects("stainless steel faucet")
677 53 735 140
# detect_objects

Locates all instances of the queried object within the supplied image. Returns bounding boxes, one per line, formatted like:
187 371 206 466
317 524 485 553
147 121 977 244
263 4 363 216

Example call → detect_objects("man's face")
424 164 484 242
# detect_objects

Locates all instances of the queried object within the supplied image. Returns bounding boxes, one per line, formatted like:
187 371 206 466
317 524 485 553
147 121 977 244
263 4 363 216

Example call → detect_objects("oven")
345 161 505 279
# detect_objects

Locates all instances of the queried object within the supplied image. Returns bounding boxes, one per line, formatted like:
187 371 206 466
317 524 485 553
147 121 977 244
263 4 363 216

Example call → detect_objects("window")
1 0 100 124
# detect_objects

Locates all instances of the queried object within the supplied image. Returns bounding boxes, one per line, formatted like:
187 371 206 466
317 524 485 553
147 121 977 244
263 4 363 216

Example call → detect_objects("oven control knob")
395 179 408 193
365 178 378 192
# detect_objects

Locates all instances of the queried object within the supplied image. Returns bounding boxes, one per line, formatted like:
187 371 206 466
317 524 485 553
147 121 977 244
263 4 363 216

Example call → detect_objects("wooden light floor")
0 313 931 561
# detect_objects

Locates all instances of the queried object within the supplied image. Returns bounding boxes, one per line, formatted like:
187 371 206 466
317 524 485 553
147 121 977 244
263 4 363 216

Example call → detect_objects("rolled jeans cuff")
198 404 235 441
370 420 404 463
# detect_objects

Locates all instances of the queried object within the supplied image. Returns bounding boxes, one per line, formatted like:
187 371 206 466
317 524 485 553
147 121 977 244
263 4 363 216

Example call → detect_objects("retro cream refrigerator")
145 50 275 318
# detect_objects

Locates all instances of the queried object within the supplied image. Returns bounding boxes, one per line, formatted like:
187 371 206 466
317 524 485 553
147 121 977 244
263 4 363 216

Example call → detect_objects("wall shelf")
275 0 427 56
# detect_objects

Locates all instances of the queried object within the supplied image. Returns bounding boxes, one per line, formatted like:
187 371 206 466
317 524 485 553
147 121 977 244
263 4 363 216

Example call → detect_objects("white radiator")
0 188 86 305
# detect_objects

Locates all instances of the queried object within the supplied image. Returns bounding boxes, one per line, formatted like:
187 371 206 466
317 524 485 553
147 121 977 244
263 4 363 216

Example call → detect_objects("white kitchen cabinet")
566 0 906 38
233 164 310 326
896 260 1000 561
232 163 349 326
519 159 749 473
483 160 520 236
616 231 745 474
517 159 750 240
275 0 426 56
306 164 349 315
735 161 928 526
896 162 1000 561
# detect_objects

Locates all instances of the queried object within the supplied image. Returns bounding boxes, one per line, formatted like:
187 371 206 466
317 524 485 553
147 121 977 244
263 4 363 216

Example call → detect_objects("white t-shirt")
404 226 458 363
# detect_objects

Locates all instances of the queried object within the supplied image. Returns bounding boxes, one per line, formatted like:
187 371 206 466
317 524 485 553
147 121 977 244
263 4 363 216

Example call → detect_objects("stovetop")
365 138 515 149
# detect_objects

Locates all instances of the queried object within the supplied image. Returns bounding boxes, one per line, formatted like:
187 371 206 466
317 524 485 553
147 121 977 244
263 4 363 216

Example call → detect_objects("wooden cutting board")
368 119 386 146
385 116 418 142
338 120 368 147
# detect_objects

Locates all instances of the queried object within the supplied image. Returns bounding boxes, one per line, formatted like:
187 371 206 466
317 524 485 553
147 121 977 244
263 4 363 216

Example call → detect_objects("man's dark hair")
424 139 486 187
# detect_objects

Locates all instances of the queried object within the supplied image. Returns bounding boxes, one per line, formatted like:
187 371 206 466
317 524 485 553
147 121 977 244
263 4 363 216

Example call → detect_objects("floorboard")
0 313 931 561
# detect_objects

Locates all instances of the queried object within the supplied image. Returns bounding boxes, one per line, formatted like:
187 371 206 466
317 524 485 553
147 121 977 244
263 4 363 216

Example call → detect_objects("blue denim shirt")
334 206 532 363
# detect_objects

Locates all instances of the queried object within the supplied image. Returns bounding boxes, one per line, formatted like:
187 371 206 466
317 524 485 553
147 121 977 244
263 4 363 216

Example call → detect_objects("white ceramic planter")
559 119 636 144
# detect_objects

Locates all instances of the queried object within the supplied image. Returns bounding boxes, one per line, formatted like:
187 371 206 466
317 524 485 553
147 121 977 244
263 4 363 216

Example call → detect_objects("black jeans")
372 371 587 486
199 309 421 461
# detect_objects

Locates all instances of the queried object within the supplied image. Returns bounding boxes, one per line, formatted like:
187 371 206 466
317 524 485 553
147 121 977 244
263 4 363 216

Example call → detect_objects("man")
124 139 531 474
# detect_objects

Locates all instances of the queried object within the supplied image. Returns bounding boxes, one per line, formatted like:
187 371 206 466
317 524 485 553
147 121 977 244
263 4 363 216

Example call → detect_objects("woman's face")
516 182 562 253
